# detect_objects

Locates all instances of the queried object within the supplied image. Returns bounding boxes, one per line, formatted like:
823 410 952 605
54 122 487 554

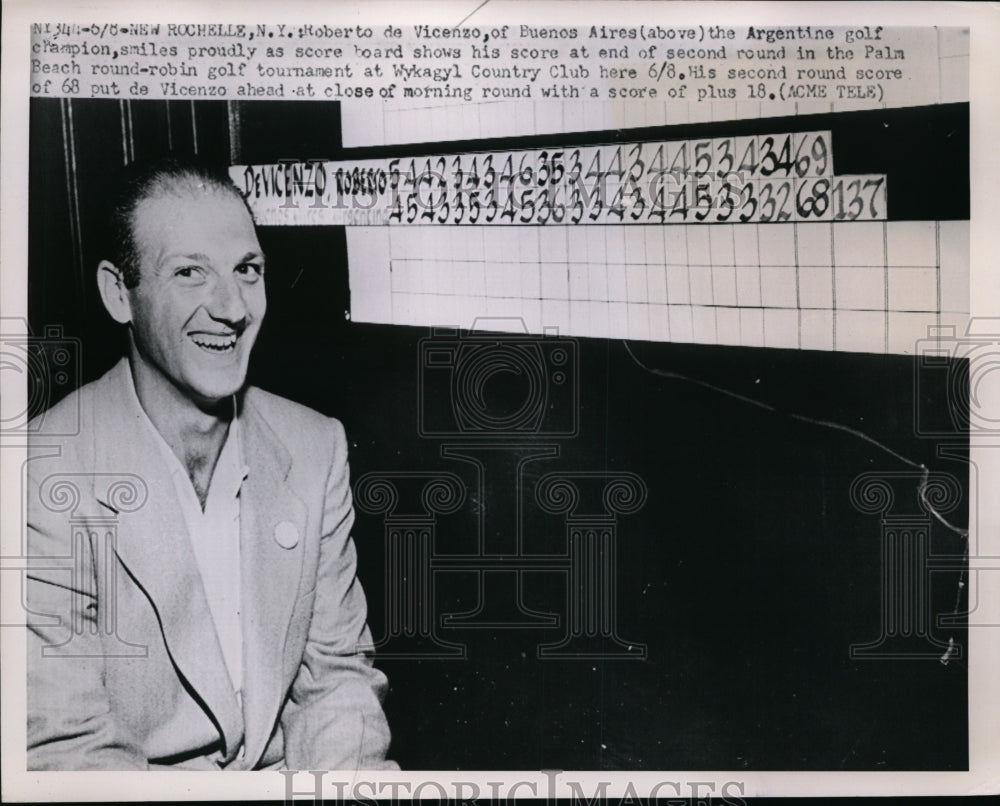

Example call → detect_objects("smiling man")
25 158 396 771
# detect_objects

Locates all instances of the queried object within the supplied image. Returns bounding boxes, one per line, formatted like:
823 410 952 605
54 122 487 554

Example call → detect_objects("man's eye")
236 263 264 279
174 266 203 279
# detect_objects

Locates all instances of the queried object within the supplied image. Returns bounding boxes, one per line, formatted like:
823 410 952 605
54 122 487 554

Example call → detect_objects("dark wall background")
28 98 969 770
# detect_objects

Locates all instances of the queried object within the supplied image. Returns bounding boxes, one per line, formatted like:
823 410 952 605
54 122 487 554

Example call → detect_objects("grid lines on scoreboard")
371 218 967 354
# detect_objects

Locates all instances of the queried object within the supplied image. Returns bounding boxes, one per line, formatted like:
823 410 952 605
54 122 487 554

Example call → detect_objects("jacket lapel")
238 394 308 768
93 360 244 759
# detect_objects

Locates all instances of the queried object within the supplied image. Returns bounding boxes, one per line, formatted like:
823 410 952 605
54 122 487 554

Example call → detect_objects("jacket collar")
237 389 307 767
92 358 306 767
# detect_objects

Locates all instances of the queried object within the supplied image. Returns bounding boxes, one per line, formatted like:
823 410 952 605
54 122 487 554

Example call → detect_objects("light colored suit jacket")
26 359 395 770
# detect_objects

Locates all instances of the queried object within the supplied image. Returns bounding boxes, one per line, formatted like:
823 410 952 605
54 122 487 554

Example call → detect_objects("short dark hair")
107 156 253 288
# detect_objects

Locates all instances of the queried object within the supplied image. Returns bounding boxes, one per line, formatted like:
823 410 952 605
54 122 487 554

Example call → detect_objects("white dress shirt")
128 378 248 699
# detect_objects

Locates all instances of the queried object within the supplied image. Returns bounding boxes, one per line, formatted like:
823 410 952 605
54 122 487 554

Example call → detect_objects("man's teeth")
191 333 237 351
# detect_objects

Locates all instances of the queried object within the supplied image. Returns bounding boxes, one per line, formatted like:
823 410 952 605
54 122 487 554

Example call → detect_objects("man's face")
125 183 266 408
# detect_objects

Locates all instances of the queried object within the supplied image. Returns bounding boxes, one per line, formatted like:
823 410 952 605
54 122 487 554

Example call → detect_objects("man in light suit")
26 158 396 770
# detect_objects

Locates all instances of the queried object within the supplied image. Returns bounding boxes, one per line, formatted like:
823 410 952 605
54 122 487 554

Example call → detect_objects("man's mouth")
189 332 238 353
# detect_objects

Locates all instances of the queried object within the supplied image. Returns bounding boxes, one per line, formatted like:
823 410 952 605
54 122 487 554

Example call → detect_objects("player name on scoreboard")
233 130 887 227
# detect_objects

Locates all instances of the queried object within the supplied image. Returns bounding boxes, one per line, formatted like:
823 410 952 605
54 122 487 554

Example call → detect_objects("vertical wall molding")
190 100 199 154
227 101 242 165
59 98 85 296
165 100 173 152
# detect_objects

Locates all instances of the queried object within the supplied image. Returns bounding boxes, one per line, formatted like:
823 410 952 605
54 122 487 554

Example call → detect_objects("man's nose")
207 274 249 324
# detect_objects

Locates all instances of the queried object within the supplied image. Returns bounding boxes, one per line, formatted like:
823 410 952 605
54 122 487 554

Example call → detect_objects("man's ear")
96 260 133 325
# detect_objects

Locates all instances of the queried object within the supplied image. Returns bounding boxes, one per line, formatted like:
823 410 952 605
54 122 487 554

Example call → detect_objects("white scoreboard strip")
233 130 967 356
235 131 887 228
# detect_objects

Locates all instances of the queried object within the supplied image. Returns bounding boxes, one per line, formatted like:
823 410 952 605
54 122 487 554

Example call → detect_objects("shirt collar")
213 411 250 501
124 368 249 501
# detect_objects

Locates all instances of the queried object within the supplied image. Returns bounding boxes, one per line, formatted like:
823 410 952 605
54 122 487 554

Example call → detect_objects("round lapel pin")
274 520 299 550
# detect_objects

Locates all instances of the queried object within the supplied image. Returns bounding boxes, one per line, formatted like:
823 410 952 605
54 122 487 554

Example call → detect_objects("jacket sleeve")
25 460 149 770
280 419 398 770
